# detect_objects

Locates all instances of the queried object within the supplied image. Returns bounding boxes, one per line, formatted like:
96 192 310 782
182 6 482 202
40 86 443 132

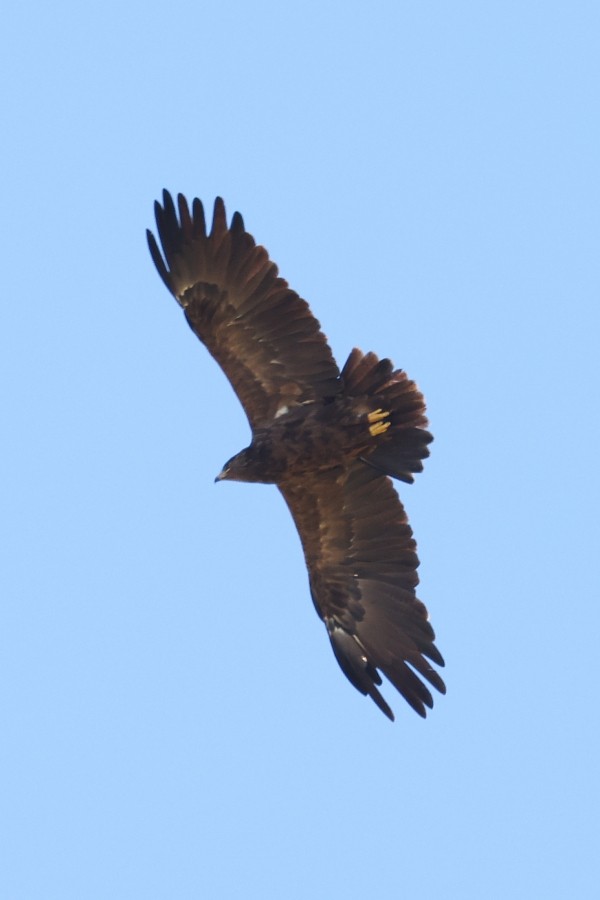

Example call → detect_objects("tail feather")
341 347 433 483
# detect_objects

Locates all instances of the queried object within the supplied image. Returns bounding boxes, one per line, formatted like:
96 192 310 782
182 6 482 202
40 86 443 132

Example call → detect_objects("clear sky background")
2 1 599 897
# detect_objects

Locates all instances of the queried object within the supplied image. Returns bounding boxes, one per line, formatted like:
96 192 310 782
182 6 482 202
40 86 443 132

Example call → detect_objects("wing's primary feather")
279 462 445 720
147 191 341 429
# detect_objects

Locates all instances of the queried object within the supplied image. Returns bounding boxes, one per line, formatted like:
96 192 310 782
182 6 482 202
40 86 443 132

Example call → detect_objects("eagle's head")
215 446 272 484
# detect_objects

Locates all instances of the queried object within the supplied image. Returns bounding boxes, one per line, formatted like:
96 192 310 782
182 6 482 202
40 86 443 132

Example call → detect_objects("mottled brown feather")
147 191 341 428
279 463 445 719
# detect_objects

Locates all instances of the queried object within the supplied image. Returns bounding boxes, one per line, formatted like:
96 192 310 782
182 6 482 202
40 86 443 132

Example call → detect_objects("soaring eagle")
147 191 445 720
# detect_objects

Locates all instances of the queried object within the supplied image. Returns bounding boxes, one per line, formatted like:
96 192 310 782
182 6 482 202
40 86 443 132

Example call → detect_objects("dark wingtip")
147 190 185 296
146 227 173 293
328 624 399 721
177 192 193 234
231 210 245 233
161 189 176 217
211 196 227 237
191 197 207 237
426 643 445 668
371 689 395 721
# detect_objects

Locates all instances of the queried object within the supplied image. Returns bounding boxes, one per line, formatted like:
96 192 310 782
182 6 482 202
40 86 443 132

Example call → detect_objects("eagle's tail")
341 347 433 484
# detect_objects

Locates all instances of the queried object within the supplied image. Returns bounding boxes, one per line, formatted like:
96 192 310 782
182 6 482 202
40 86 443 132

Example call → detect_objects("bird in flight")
147 191 445 720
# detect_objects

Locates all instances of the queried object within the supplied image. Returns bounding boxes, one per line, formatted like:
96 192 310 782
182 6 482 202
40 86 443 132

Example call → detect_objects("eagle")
147 191 445 721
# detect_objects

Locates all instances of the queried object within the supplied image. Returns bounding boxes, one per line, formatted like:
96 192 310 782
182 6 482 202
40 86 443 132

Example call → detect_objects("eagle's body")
147 191 445 721
219 397 388 483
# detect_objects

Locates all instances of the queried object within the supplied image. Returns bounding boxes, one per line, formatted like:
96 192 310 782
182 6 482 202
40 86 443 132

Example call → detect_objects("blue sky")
2 1 599 897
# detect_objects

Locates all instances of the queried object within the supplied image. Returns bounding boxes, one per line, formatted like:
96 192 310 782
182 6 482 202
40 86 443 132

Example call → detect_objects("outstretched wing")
147 191 341 429
279 463 445 720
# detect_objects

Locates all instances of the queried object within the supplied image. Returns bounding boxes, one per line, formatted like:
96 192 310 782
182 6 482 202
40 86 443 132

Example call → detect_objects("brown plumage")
147 191 445 720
